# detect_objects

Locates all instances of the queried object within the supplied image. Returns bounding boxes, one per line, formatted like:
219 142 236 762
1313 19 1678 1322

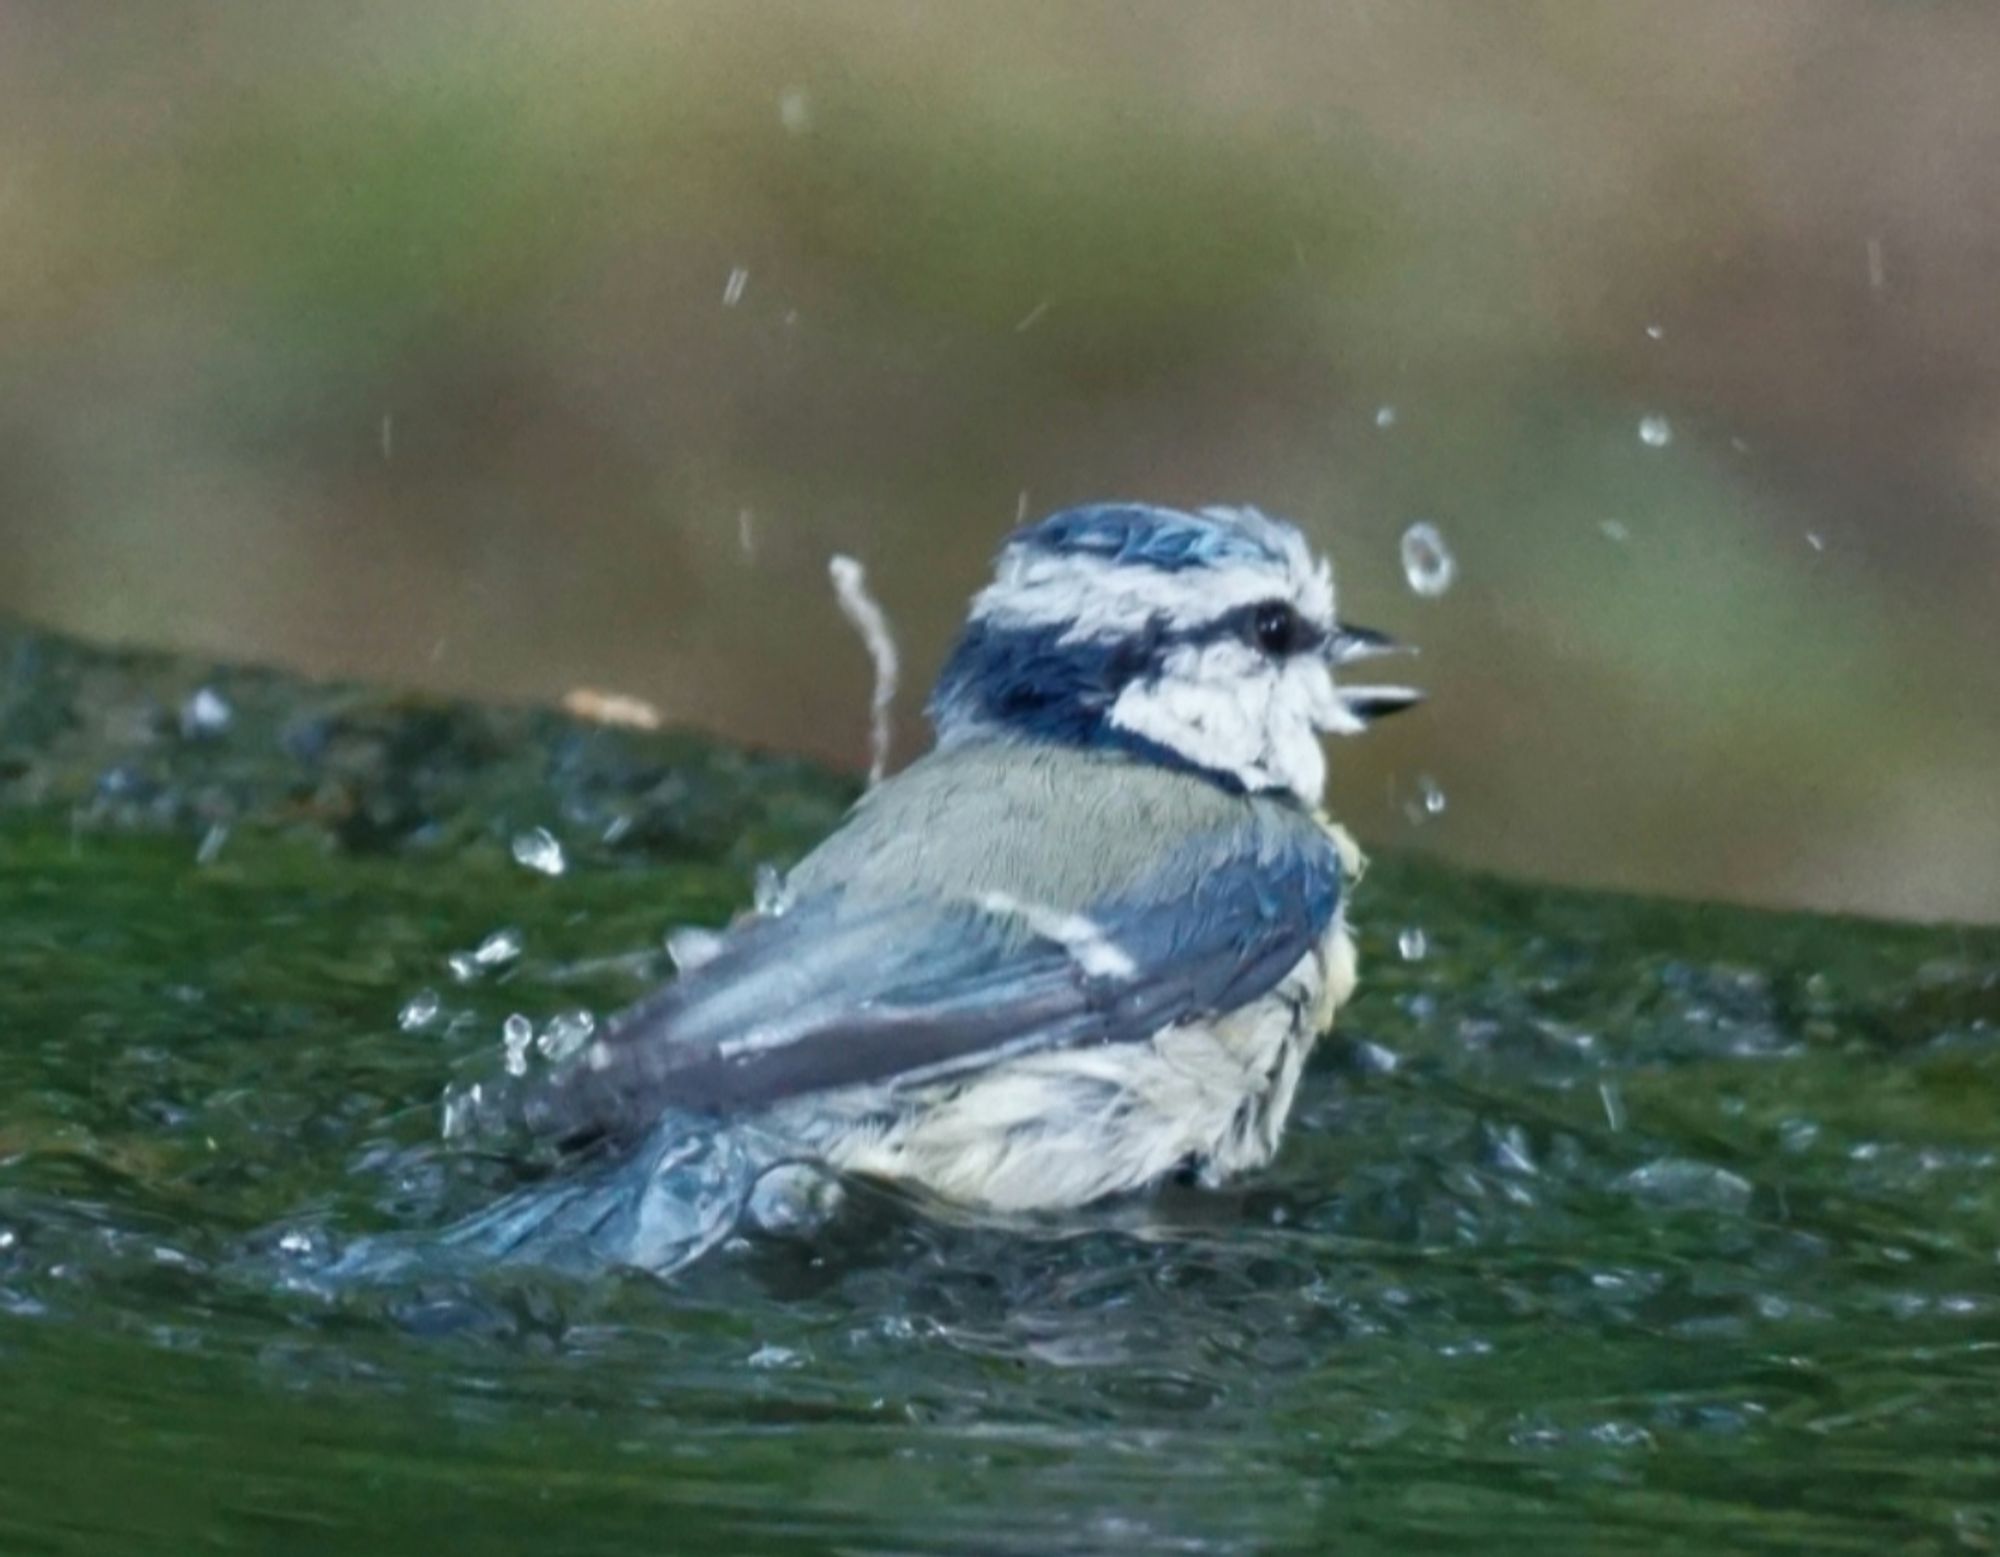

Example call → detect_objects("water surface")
2 626 1996 1553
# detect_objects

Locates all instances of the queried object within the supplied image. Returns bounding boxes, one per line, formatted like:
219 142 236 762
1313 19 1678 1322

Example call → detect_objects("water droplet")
1397 927 1428 961
753 863 790 917
511 827 567 877
1373 404 1397 429
1637 414 1674 448
1644 323 1665 341
440 1081 483 1140
0 1227 16 1251
1399 522 1456 597
195 824 229 867
666 926 726 973
778 87 812 133
502 1014 534 1077
476 928 522 965
1599 519 1630 543
722 266 749 307
398 989 442 1031
1404 775 1448 826
1805 531 1826 553
179 686 233 739
537 1009 596 1061
1599 1081 1626 1133
451 928 522 982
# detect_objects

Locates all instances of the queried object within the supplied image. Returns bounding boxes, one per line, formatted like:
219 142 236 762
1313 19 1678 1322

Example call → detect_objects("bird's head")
927 503 1419 806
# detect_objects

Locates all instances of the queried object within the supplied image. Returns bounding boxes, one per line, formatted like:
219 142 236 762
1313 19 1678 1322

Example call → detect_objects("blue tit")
511 503 1419 1221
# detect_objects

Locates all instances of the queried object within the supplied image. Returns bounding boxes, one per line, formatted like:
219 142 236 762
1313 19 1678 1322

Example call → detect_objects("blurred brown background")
3 2 1997 920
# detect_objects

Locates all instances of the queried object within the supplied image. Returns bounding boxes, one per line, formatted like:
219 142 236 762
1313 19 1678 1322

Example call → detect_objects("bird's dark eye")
1251 602 1304 656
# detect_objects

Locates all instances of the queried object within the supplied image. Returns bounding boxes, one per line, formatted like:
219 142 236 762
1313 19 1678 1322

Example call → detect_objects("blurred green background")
4 2 1997 920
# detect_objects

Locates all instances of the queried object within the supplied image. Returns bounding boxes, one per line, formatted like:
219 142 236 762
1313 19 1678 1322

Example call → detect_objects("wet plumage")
507 502 1416 1233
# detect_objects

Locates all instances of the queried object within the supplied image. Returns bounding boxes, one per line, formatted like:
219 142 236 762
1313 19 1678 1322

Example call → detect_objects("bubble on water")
1637 414 1674 448
511 827 567 877
753 863 790 917
1397 927 1428 962
666 926 726 973
777 86 812 133
1399 522 1456 598
501 1014 534 1077
1778 1117 1820 1154
179 686 233 739
1616 1157 1753 1213
398 989 442 1032
747 1343 803 1370
746 1162 845 1237
1485 1123 1538 1176
537 1009 596 1062
723 266 749 308
1373 404 1397 429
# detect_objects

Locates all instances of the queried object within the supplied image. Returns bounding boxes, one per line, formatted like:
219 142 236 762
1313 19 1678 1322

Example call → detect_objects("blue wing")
520 812 1343 1147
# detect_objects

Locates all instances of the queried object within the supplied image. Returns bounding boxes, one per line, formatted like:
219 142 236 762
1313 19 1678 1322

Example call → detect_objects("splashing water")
510 827 566 877
500 1014 534 1077
448 927 523 982
398 989 442 1032
535 1010 596 1062
1397 927 1429 961
179 686 233 739
1399 522 1456 598
752 862 789 917
828 554 900 787
1404 774 1448 826
665 925 727 972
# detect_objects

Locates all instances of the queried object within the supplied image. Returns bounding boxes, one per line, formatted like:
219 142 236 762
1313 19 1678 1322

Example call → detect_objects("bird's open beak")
1327 623 1422 724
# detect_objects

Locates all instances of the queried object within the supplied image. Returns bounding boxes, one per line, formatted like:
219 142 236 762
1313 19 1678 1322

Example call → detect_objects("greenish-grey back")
786 740 1331 913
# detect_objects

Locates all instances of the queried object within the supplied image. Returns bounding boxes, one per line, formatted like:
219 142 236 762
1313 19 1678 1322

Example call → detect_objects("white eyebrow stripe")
972 552 1334 642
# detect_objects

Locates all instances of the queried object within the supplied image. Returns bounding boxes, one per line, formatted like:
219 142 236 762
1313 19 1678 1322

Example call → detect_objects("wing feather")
520 794 1344 1145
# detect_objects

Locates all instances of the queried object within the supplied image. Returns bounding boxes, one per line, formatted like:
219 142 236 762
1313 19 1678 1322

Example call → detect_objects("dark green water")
2 626 1997 1554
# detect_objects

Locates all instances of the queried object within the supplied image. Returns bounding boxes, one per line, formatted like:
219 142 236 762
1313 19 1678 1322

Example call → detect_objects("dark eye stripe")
1188 601 1325 658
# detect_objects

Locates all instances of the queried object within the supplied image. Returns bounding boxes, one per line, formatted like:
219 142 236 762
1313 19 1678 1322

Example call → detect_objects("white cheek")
1109 642 1327 797
1264 663 1333 803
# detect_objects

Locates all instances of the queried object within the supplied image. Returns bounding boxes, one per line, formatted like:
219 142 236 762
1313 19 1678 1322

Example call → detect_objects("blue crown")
1009 503 1289 574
